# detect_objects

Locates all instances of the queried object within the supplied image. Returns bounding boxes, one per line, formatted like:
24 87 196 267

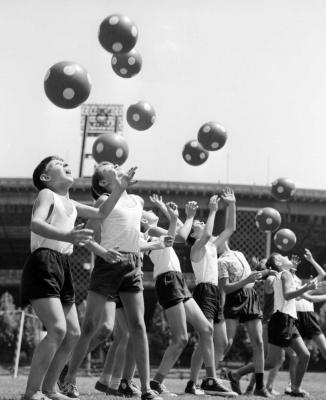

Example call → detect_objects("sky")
1 0 326 189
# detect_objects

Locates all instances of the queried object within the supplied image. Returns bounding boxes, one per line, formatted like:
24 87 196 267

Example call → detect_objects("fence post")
13 310 25 378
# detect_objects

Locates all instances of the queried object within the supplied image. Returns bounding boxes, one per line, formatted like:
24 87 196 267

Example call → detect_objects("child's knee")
51 324 67 344
82 318 99 337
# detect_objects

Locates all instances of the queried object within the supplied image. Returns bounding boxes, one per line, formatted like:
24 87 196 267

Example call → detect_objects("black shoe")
118 379 141 397
226 370 242 395
57 365 69 392
288 391 310 398
201 378 238 397
149 381 176 396
184 381 205 395
253 387 274 398
200 379 206 390
140 390 163 400
94 381 108 394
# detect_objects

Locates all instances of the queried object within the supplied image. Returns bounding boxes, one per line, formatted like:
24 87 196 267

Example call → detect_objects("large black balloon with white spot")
274 228 296 252
271 177 296 202
126 101 156 131
44 61 91 109
182 140 209 166
197 121 227 151
111 49 142 78
92 133 129 165
255 207 281 232
98 14 138 54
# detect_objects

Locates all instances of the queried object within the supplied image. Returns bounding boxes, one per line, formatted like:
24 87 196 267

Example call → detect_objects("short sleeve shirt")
218 250 252 285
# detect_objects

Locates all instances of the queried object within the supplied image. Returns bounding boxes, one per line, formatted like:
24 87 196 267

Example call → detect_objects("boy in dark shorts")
186 189 237 397
21 156 135 400
62 162 162 400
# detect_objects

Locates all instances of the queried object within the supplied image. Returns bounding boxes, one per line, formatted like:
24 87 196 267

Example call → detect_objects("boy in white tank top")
63 162 162 400
21 156 135 400
187 189 237 396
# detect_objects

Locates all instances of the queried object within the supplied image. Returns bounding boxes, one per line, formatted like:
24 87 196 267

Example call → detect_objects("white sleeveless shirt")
149 242 181 279
273 271 297 319
31 191 77 255
100 194 143 253
191 240 218 286
293 274 314 312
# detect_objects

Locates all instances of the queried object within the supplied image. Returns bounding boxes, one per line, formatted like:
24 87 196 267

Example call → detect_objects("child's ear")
99 179 107 188
40 173 51 183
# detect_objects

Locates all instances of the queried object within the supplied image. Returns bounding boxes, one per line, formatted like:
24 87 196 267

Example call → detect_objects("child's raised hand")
208 195 219 212
291 254 301 267
166 201 179 219
149 193 165 209
306 277 318 291
102 247 122 263
246 271 263 283
303 248 314 263
118 166 138 189
185 201 198 218
220 187 236 204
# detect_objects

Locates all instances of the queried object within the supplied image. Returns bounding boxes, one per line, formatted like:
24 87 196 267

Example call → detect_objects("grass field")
0 371 324 400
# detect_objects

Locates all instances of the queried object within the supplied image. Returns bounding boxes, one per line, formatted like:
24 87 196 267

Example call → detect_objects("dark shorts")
193 282 224 323
20 247 75 307
155 271 192 310
296 311 322 340
224 286 262 322
89 253 143 302
268 311 300 347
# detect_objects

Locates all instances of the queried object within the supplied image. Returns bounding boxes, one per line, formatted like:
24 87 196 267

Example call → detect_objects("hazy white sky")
1 0 326 189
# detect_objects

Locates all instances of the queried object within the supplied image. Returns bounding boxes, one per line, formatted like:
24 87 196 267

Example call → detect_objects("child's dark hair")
32 156 63 191
91 162 112 200
265 252 282 272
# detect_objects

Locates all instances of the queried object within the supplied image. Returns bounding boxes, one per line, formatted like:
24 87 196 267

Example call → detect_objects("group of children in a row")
21 156 326 400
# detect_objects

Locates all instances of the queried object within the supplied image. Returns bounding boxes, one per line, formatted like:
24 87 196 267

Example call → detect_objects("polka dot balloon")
182 140 209 166
126 101 156 131
98 14 138 54
274 228 297 252
271 177 296 202
92 133 129 165
255 207 281 232
197 121 227 151
44 61 91 109
111 49 142 78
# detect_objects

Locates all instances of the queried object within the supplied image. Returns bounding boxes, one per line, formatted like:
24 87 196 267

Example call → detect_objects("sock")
255 373 264 390
109 377 121 390
152 373 165 384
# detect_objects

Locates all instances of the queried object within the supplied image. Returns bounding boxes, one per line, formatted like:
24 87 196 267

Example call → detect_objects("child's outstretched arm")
303 248 326 281
31 189 94 245
150 193 183 228
177 201 198 241
75 167 138 220
282 270 318 300
213 187 236 249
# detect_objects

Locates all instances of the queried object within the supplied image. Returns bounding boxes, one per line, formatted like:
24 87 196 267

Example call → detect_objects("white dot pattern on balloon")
283 238 289 244
290 189 295 195
151 116 156 123
190 141 197 148
63 88 75 100
266 218 272 224
109 16 119 25
44 69 51 81
120 68 128 75
112 57 117 65
277 186 284 193
132 113 140 121
143 103 151 111
257 210 262 216
128 57 136 65
185 154 191 161
200 153 206 159
96 143 104 153
255 221 260 228
203 125 211 133
211 142 219 149
116 148 123 158
131 26 138 37
63 65 76 76
112 42 123 52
